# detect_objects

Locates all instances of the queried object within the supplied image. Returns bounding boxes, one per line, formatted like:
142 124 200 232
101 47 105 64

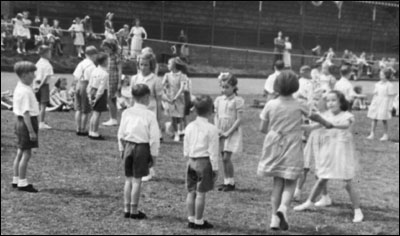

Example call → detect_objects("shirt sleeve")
259 101 271 121
154 76 163 98
96 72 106 97
73 63 82 80
17 92 33 115
235 97 245 112
149 113 160 157
208 127 219 171
388 83 397 96
117 111 126 151
183 124 191 157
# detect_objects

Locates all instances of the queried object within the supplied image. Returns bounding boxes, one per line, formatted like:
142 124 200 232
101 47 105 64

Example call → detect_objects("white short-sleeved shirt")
335 77 355 102
13 81 40 117
88 66 109 97
293 78 314 103
73 58 96 81
35 58 54 85
184 116 220 171
117 103 160 155
264 71 281 94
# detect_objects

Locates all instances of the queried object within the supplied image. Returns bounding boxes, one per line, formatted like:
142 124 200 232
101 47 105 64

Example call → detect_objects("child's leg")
171 117 178 133
308 179 328 202
195 191 206 221
130 177 142 214
39 103 47 123
177 118 184 133
271 177 284 214
222 152 234 184
382 120 388 136
107 97 118 121
279 178 297 211
12 149 23 184
93 112 101 134
344 180 361 209
124 178 132 213
295 169 310 198
81 113 90 132
186 191 196 222
75 111 82 132
369 119 378 136
18 149 32 185
322 182 329 196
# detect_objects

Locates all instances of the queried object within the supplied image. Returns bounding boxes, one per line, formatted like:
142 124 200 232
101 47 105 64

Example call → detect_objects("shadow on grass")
40 188 118 199
161 177 185 185
334 203 400 223
235 187 265 194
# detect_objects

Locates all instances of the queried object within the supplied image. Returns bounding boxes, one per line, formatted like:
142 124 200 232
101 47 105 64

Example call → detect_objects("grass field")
1 73 399 235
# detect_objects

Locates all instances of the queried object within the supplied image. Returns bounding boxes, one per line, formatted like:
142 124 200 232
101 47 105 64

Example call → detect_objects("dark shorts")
15 116 39 150
35 83 50 104
123 141 152 178
93 90 108 112
184 91 192 116
74 81 91 113
186 157 214 193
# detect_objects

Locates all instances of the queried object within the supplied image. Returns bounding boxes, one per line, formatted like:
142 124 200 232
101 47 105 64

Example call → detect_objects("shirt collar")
224 94 235 100
196 116 209 123
134 103 148 110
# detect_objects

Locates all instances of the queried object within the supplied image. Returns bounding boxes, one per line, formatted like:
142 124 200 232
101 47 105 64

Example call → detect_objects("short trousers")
74 81 91 113
35 83 50 104
92 90 108 112
186 157 215 193
123 141 152 178
15 116 39 150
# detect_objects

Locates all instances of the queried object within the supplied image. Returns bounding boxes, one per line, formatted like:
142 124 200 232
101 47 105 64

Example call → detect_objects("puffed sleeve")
387 83 397 96
214 96 220 114
259 101 272 121
298 100 312 118
235 96 245 113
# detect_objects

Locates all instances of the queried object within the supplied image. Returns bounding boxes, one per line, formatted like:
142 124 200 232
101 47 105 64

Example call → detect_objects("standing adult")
104 12 116 40
283 36 292 69
177 30 188 56
130 18 147 59
116 24 130 58
50 19 63 56
68 17 85 58
273 31 285 64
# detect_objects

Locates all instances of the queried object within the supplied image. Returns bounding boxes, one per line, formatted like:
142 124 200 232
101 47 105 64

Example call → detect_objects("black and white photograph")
1 1 399 235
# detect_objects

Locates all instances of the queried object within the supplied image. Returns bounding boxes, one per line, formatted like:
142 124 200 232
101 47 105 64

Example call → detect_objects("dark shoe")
88 135 105 140
276 211 289 231
194 220 214 230
130 211 147 220
124 212 130 218
217 184 226 191
188 222 195 229
18 184 38 193
222 184 235 192
12 183 17 189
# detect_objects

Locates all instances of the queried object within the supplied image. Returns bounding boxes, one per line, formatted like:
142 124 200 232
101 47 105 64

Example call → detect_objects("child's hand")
220 132 230 139
148 156 155 168
212 171 218 183
325 122 334 129
29 132 37 142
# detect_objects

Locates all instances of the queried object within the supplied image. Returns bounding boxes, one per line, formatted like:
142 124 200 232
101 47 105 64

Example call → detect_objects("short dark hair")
101 38 119 53
54 77 67 89
329 90 349 111
274 60 285 71
381 67 394 80
193 95 213 116
274 70 299 96
38 45 51 56
96 52 108 66
131 84 150 99
85 46 98 56
340 65 352 76
14 61 37 77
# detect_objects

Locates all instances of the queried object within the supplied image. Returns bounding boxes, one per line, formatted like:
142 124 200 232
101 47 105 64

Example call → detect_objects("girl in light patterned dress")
294 90 364 223
214 73 245 192
257 71 333 231
367 68 397 141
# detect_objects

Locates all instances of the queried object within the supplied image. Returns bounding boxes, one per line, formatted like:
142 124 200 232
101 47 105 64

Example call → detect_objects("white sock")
354 208 362 215
18 179 28 187
224 179 229 185
188 216 195 223
194 218 204 225
229 178 235 185
12 176 19 184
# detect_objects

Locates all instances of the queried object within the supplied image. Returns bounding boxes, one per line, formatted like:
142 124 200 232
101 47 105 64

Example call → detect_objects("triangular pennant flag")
333 1 343 19
312 1 324 7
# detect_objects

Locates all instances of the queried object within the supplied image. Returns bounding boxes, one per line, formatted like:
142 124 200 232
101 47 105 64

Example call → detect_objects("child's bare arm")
221 112 242 138
259 120 269 134
309 113 333 129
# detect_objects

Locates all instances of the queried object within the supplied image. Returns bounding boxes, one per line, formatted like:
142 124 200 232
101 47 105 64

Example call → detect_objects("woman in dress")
104 12 116 40
283 36 292 69
68 17 85 58
130 18 147 59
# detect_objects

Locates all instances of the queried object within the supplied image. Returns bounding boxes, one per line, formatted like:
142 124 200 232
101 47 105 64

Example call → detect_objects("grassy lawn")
1 91 399 235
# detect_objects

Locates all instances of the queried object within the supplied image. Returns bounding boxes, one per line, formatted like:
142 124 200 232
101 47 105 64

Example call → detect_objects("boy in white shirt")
34 45 54 129
335 65 356 110
72 46 98 136
293 65 314 104
118 84 160 219
12 61 40 193
184 95 219 230
264 60 284 103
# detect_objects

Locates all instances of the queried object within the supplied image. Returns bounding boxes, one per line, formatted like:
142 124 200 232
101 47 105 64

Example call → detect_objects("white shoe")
315 195 332 207
353 209 364 223
39 122 52 129
17 48 22 54
270 214 280 230
380 134 389 141
141 175 152 182
294 201 314 212
102 119 118 126
179 129 185 136
174 134 180 142
366 134 375 140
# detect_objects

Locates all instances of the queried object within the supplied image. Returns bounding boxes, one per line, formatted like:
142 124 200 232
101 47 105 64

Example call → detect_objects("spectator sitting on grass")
46 77 73 112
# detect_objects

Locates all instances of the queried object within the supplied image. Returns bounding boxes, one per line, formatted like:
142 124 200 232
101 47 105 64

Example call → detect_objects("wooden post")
299 2 305 65
161 1 165 40
370 6 376 54
211 1 216 45
336 16 340 51
257 1 262 47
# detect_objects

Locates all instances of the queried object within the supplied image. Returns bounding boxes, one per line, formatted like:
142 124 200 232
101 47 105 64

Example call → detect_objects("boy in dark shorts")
184 95 219 230
12 61 40 193
117 84 160 219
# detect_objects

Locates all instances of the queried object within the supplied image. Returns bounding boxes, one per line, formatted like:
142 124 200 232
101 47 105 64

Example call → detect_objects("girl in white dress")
214 72 245 192
130 19 147 59
68 17 85 58
367 68 397 141
283 36 292 68
294 90 364 223
12 13 25 54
